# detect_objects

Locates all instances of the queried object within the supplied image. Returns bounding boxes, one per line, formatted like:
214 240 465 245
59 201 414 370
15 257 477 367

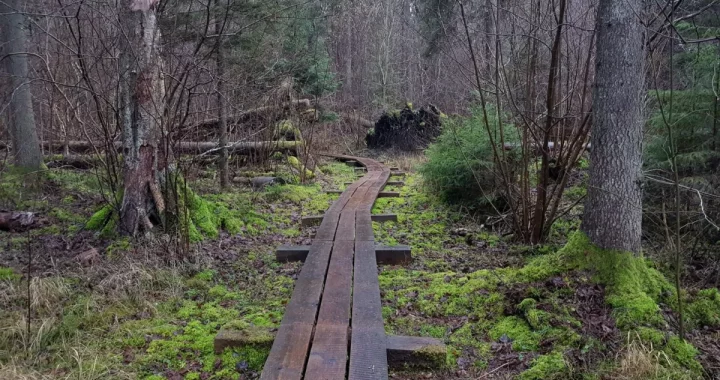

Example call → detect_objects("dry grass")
0 243 197 379
384 152 427 171
610 333 694 380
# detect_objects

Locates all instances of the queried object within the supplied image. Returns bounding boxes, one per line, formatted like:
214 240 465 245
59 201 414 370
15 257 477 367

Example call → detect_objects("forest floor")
0 153 718 380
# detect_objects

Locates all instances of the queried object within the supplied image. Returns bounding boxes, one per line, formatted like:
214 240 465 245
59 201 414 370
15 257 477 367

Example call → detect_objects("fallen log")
188 99 312 133
502 141 592 152
45 154 106 169
339 112 374 129
2 140 302 156
175 141 302 155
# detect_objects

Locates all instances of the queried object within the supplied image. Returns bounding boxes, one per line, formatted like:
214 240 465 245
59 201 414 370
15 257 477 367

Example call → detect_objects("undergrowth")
373 172 717 379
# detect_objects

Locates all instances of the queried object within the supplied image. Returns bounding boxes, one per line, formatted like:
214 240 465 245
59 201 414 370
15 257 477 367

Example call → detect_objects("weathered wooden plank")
275 245 310 262
370 214 397 223
390 171 406 177
326 189 343 194
315 211 340 241
349 240 388 380
356 210 374 242
336 211 356 241
305 240 355 378
375 245 412 265
302 213 395 230
389 167 400 171
386 335 447 369
300 215 323 227
261 241 334 380
385 181 404 186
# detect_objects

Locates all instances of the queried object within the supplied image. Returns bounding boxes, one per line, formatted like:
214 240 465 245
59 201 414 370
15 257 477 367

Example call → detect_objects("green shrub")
419 105 518 209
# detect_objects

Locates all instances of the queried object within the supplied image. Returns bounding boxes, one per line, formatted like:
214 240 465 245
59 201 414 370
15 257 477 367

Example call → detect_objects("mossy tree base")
85 175 243 242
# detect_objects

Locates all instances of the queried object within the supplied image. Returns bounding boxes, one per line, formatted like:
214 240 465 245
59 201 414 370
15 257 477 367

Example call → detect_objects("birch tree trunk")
0 0 43 171
118 0 168 236
581 0 644 253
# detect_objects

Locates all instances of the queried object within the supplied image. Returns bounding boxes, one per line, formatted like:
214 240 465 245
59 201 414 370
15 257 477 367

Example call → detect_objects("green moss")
519 351 567 380
194 270 216 282
86 205 113 231
274 119 302 141
419 324 447 339
287 156 314 179
415 344 447 368
632 326 666 347
685 288 720 327
557 231 671 329
0 266 20 281
106 237 131 256
488 316 539 352
663 336 702 372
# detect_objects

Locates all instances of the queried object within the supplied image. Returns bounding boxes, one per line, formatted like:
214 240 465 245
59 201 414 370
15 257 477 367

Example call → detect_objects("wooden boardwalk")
259 155 445 380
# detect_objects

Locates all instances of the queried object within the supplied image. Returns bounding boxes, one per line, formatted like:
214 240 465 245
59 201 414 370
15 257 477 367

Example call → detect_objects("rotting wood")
325 189 343 194
390 171 406 177
300 215 323 227
371 214 397 222
275 245 311 262
385 181 404 186
375 245 412 265
214 327 276 354
0 140 302 156
378 191 400 198
386 335 447 369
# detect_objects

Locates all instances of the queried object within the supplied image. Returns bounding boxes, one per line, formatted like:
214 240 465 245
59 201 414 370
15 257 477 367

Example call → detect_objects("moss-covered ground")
1 158 718 379
0 162 352 379
371 159 719 379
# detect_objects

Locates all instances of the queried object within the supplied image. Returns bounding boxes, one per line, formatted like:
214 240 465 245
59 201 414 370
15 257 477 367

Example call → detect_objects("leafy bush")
419 105 518 209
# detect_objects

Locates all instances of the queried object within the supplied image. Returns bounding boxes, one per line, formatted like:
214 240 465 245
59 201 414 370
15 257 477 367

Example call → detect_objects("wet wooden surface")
261 155 391 380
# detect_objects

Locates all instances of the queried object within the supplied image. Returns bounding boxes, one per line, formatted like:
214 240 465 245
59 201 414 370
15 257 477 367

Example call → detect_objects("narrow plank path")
260 154 443 380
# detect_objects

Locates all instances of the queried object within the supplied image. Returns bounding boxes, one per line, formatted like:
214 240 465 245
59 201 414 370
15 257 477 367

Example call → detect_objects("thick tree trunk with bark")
581 0 644 253
0 0 43 170
118 0 168 236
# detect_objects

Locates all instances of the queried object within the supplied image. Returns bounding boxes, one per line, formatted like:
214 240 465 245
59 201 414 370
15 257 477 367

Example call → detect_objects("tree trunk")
214 0 229 189
0 0 43 171
118 0 168 236
530 0 566 244
581 0 644 253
